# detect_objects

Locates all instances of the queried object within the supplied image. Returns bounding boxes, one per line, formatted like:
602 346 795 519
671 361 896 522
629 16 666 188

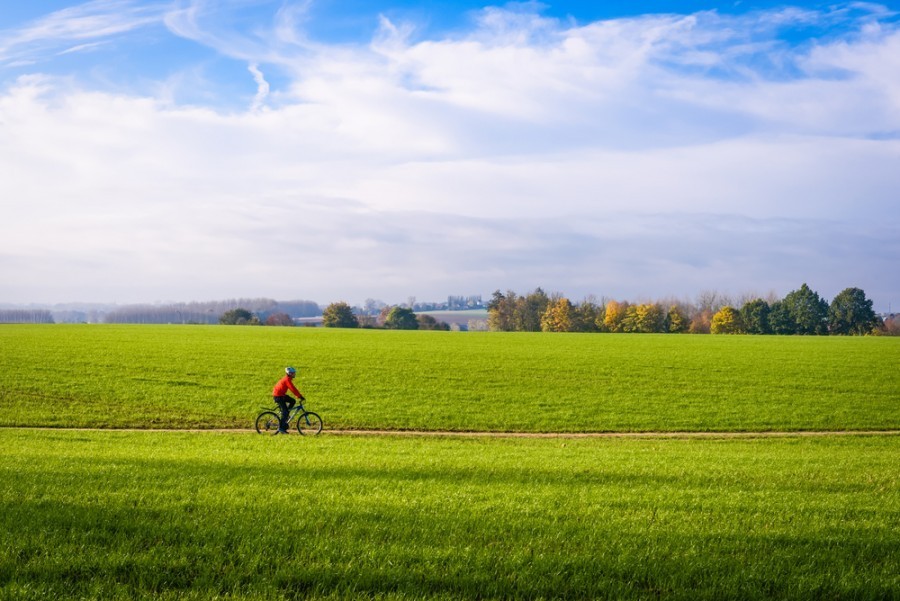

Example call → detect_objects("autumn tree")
689 310 713 334
828 287 878 335
711 306 744 334
882 314 900 336
541 297 575 332
603 300 629 333
487 288 550 332
322 302 359 328
666 305 689 333
265 312 294 326
487 290 517 332
624 303 666 333
515 288 550 332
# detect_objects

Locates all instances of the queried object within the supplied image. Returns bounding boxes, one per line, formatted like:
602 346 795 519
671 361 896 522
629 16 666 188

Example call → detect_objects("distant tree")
573 298 602 333
363 298 386 316
322 302 359 328
265 312 294 326
782 283 828 335
689 310 712 334
516 288 550 332
740 299 771 334
882 314 900 336
487 290 517 332
376 305 393 327
0 309 54 324
768 301 796 335
219 308 255 325
604 300 629 333
666 305 689 333
383 306 418 330
274 300 321 318
695 290 730 315
626 303 666 333
620 305 638 332
711 306 744 334
417 314 450 331
486 288 552 332
357 314 377 328
829 287 878 335
541 297 575 332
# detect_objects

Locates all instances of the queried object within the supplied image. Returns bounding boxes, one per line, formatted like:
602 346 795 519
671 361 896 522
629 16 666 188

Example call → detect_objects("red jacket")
273 375 301 397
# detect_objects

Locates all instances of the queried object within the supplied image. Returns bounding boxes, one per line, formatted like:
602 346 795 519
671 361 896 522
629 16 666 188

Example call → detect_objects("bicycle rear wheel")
255 411 281 435
296 411 323 435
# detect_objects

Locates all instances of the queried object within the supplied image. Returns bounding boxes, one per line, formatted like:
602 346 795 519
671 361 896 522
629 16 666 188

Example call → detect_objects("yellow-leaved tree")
603 300 629 333
667 305 689 333
625 303 666 333
541 297 574 332
710 306 744 334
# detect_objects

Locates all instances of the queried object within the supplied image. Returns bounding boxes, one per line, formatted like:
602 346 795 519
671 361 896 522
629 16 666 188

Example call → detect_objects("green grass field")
1 325 898 432
1 430 898 600
2 325 898 599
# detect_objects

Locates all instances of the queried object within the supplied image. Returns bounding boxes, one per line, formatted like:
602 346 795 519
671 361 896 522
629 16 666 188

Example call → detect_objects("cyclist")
273 366 305 434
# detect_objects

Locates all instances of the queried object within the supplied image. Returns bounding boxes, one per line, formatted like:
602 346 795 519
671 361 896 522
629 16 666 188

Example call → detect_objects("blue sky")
1 1 898 310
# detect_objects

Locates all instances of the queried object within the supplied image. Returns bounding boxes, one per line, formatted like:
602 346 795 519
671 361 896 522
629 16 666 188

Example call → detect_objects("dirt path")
325 429 900 439
5 426 900 439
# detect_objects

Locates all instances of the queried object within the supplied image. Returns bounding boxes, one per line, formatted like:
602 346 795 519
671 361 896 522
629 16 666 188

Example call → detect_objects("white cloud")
0 0 164 66
247 63 270 110
1 3 898 308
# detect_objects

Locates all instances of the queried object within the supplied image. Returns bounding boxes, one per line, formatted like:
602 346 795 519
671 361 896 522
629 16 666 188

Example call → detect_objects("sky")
1 1 898 310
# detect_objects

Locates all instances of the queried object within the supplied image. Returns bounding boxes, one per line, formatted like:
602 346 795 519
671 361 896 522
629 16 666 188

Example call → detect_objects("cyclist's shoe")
277 429 289 435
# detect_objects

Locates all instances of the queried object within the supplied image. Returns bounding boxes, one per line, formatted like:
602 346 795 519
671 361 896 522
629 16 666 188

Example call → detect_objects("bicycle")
255 398 323 435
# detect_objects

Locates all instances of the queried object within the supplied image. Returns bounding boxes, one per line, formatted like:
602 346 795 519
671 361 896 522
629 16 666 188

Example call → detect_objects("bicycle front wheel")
255 411 281 435
296 411 323 435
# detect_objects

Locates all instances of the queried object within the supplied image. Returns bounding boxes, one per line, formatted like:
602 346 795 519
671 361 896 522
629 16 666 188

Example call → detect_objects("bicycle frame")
270 400 310 425
287 401 307 420
257 397 322 435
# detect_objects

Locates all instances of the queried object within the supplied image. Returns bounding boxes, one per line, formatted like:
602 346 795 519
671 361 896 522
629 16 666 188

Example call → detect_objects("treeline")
0 309 55 324
321 302 450 330
487 284 894 335
103 299 320 324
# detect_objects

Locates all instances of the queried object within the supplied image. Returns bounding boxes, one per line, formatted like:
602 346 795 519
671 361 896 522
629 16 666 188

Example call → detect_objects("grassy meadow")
1 429 898 600
2 325 899 599
0 324 898 432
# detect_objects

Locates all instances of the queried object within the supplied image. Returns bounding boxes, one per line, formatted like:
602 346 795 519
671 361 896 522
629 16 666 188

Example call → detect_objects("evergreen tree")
782 283 828 335
829 287 878 335
740 299 771 334
768 301 796 335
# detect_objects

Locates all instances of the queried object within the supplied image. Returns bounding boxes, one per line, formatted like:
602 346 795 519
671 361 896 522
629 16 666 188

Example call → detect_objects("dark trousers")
274 396 295 430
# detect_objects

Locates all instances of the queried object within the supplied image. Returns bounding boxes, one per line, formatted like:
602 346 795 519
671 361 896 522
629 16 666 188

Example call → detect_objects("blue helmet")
285 366 297 377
